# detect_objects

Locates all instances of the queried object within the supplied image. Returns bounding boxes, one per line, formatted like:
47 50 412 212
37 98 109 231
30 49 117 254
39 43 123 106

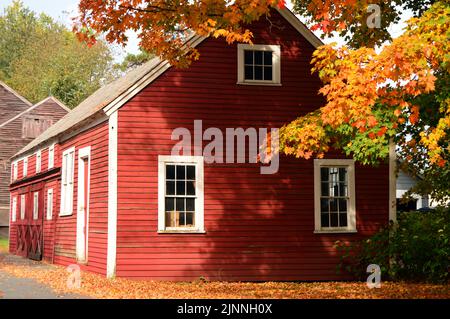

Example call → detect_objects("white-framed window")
12 162 18 181
23 157 28 177
20 194 26 220
60 147 75 216
36 150 42 173
33 192 39 220
48 144 55 169
47 189 53 220
314 159 356 233
237 44 281 85
158 155 204 233
11 196 17 222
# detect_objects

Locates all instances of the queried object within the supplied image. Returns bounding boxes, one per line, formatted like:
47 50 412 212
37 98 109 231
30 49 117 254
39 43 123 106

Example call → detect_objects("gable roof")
0 96 70 130
0 80 32 108
13 8 323 159
0 81 33 125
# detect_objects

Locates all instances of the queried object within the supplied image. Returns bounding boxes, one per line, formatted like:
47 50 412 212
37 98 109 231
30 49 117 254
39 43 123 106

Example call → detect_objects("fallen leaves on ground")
0 259 448 299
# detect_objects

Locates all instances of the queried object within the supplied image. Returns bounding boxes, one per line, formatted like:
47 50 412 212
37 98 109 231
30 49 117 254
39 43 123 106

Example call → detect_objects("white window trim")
36 150 42 173
158 155 205 233
33 192 39 220
76 146 91 263
237 44 281 86
20 194 25 220
314 159 357 234
47 189 53 220
12 162 18 181
60 147 75 216
23 157 28 177
11 196 17 222
48 144 55 169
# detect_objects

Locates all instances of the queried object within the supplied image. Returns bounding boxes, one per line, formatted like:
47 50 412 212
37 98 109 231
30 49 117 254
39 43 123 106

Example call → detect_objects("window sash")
60 148 75 216
23 157 28 176
164 163 197 229
33 192 39 220
48 145 55 169
47 189 53 220
36 151 41 173
237 44 281 85
11 196 17 222
314 159 356 233
20 195 26 220
158 156 204 232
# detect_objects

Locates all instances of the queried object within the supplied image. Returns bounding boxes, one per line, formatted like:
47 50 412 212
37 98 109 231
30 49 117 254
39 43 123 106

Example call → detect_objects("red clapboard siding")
115 10 389 281
51 122 109 275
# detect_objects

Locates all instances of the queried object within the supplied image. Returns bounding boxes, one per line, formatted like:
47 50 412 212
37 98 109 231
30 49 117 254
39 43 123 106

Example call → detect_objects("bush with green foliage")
335 206 450 283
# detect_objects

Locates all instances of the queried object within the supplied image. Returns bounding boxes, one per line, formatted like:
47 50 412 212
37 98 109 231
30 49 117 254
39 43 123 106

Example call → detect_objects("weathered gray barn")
0 81 69 237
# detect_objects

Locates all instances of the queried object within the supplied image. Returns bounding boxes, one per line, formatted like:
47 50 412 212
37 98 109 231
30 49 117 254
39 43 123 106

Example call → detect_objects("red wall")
9 122 109 275
52 122 109 275
115 12 390 280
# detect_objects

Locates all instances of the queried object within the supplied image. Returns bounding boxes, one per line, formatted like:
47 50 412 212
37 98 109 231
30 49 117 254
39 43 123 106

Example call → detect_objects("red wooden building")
9 8 396 281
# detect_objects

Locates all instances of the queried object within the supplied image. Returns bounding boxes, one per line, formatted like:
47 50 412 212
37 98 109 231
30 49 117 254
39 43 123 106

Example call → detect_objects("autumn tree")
75 0 449 201
0 1 115 108
114 50 154 73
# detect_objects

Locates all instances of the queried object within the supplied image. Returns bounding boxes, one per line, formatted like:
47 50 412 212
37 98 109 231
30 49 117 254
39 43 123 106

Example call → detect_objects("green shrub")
335 206 450 283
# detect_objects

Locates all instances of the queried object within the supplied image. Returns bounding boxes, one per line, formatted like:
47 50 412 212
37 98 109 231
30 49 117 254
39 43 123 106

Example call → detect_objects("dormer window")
237 44 281 86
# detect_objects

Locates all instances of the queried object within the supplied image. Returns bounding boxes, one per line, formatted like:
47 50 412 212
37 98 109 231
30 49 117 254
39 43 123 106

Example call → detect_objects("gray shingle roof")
13 56 164 158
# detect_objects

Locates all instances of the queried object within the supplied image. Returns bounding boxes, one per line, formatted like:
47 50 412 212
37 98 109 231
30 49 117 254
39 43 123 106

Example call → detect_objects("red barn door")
15 184 44 260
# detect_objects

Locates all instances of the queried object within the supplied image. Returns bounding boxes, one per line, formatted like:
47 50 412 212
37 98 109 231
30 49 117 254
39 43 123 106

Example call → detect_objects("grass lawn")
0 238 8 253
0 258 448 299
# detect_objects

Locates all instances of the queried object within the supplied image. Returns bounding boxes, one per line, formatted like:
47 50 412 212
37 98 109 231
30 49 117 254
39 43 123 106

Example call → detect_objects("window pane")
166 165 175 179
320 168 329 181
320 199 329 213
254 66 263 80
339 183 348 197
244 50 253 64
176 181 185 195
166 181 175 195
165 212 178 227
245 66 253 80
321 213 329 227
330 213 339 227
186 181 195 195
321 182 329 197
186 212 195 226
165 197 174 212
176 165 185 180
179 212 186 226
263 51 272 65
332 183 339 197
339 213 348 227
186 166 195 180
339 168 347 182
186 198 195 211
264 67 273 81
254 51 263 65
338 198 347 213
176 198 185 212
330 198 338 212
